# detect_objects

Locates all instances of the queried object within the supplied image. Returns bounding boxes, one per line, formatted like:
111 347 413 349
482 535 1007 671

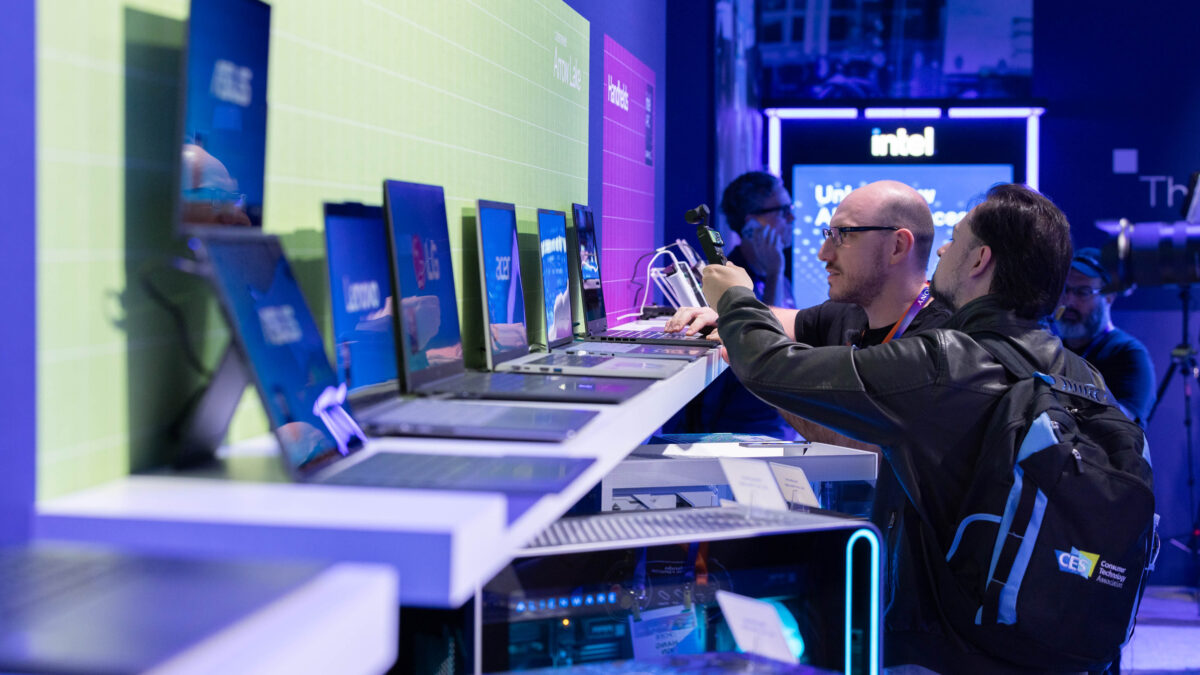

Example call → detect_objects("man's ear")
969 244 994 280
891 228 915 263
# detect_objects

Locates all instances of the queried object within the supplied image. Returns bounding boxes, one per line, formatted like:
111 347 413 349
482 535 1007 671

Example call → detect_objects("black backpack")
909 335 1159 672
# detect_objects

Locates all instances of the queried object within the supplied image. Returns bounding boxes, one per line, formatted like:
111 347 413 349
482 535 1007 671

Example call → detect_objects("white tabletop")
36 339 727 608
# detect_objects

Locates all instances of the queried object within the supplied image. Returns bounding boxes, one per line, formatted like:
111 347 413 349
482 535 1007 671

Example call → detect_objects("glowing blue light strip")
863 107 942 119
768 114 782 177
765 107 859 120
947 106 1044 118
845 528 881 675
1026 111 1041 190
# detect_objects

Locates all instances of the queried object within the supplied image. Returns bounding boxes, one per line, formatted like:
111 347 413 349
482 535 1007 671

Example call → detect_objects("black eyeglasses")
1062 285 1104 299
821 226 899 247
749 204 796 219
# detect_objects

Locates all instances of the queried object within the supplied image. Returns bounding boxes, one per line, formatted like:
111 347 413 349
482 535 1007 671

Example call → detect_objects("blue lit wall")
1036 1 1200 585
0 0 35 543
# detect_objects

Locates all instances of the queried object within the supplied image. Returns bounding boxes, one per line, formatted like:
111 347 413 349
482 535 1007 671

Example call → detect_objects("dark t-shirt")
792 298 953 349
662 294 950 438
1068 327 1156 425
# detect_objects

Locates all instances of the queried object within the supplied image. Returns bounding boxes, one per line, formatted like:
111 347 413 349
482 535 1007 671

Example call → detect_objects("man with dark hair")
719 171 796 308
703 184 1114 673
1053 247 1156 426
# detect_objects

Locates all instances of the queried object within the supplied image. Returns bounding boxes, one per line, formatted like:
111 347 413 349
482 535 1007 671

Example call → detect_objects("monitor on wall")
176 0 272 235
766 107 1039 310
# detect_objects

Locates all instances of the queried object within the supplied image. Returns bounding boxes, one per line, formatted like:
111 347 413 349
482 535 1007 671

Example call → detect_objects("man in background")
1053 247 1156 425
720 171 796 308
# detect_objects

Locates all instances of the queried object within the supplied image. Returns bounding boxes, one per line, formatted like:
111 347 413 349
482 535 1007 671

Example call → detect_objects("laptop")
198 233 593 492
322 201 598 442
560 203 718 352
0 542 350 674
472 201 684 379
539 207 709 361
382 179 654 403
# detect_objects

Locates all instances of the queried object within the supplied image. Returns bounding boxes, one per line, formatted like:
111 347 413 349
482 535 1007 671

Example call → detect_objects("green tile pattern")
37 0 589 498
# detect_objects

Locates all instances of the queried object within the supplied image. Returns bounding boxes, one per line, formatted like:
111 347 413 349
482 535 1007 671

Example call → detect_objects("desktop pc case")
400 508 880 674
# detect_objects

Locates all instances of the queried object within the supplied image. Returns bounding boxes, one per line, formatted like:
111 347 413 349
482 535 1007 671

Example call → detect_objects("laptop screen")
571 204 607 329
201 236 352 475
383 180 465 389
537 209 572 348
177 0 270 234
323 203 397 395
477 201 529 366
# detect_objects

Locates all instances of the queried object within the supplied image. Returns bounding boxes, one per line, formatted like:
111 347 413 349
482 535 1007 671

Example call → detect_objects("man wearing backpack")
703 183 1155 674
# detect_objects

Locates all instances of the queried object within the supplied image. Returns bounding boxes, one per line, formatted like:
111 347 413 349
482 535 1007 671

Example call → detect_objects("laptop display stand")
172 342 251 468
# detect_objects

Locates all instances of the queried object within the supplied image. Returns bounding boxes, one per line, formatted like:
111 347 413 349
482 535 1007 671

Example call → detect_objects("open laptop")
472 201 683 379
560 203 718 351
539 208 709 361
322 201 598 442
382 180 653 403
198 233 593 492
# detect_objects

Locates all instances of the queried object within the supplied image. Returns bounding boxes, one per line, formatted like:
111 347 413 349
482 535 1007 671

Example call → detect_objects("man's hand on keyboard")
664 306 719 337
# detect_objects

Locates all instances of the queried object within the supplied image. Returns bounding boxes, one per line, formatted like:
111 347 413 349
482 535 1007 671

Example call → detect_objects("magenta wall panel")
601 34 656 323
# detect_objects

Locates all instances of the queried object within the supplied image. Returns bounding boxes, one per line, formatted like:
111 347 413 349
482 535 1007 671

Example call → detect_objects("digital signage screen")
790 163 1013 308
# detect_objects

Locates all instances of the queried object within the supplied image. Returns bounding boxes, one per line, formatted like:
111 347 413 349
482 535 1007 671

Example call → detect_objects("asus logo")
210 59 253 107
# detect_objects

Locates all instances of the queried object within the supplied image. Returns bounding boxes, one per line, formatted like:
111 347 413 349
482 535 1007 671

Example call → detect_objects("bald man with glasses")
667 179 952 448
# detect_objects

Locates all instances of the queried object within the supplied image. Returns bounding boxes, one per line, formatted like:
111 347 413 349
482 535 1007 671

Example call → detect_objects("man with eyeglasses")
666 180 951 450
1053 247 1155 425
722 171 797 308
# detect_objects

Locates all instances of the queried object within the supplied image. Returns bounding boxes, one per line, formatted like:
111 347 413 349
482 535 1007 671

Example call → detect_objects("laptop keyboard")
320 452 592 492
472 371 530 392
603 329 702 341
525 353 612 368
384 398 509 426
0 548 126 615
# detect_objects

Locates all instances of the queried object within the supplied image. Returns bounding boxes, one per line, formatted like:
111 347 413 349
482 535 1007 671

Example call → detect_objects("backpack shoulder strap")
973 332 1035 379
974 330 1117 409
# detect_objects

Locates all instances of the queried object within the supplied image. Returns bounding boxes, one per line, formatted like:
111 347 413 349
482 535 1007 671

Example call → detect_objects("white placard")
717 458 789 512
628 604 703 659
769 462 820 508
715 590 799 664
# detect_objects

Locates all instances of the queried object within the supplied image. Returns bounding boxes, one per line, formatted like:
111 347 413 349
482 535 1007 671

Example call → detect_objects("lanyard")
880 283 932 344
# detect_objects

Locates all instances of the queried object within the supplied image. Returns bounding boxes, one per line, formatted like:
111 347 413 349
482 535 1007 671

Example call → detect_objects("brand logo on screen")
494 256 511 282
540 235 566 256
607 75 629 111
344 280 381 313
870 126 935 158
257 305 302 346
210 60 253 107
411 235 441 290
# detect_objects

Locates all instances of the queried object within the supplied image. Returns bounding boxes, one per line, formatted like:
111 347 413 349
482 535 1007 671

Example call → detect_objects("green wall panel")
37 0 589 498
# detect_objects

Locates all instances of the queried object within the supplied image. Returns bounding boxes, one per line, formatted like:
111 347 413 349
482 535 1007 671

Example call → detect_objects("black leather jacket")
718 288 1095 674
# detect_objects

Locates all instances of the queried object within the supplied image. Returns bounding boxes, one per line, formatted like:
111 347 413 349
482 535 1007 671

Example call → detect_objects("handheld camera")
685 204 726 265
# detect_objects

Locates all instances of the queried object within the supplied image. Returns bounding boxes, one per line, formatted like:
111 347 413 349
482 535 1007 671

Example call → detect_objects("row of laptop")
196 179 715 492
